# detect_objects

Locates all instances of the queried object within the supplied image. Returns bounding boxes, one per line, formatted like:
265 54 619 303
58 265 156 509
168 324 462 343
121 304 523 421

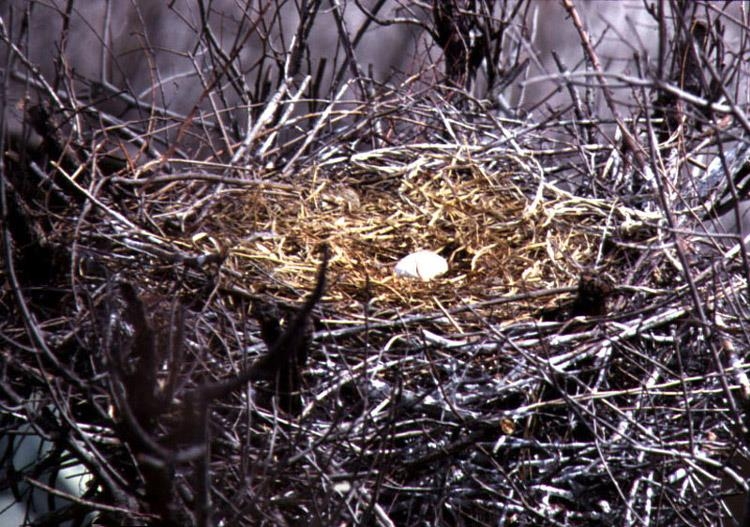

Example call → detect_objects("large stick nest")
3 4 750 527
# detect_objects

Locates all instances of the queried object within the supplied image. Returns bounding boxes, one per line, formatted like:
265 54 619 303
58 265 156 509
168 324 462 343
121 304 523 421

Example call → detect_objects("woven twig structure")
2 2 750 526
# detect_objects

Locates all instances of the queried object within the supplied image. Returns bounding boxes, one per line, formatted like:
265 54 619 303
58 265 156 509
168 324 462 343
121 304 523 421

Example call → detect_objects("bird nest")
158 145 637 322
3 102 750 526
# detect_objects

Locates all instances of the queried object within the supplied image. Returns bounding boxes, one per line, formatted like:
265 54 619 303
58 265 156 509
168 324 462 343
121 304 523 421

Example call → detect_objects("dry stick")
25 477 155 519
163 2 269 163
196 0 253 102
258 77 313 159
231 81 290 166
558 0 748 490
672 13 750 303
204 244 329 401
0 195 84 389
0 12 137 512
0 17 70 127
216 284 578 342
641 87 745 439
9 65 170 157
560 0 646 169
281 81 351 177
330 0 371 101
190 245 328 526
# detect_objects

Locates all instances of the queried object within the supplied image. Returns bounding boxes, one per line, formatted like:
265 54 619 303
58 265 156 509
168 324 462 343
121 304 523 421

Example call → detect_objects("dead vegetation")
2 1 750 526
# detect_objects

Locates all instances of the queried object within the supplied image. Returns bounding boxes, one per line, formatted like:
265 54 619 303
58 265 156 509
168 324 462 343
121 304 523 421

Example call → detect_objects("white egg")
394 250 448 281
